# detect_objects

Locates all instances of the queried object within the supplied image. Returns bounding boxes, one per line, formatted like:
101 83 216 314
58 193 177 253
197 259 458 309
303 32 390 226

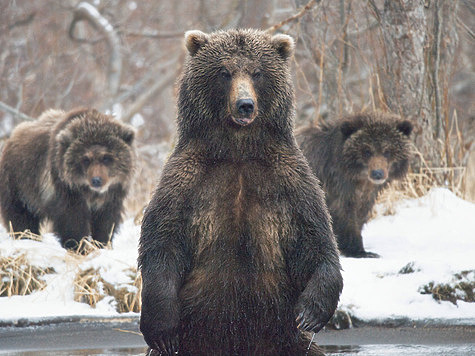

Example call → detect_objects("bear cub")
139 29 343 356
296 112 413 258
0 108 135 249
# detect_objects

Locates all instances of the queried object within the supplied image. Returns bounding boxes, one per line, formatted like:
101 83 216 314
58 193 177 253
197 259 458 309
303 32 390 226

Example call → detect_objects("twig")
0 12 36 34
266 0 320 33
432 0 442 139
69 2 122 97
456 16 475 40
0 101 34 121
120 29 183 39
121 71 176 123
367 0 381 23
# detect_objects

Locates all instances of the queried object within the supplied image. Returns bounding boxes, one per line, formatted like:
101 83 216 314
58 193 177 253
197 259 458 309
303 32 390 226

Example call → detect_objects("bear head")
340 113 413 185
177 29 296 156
53 109 135 193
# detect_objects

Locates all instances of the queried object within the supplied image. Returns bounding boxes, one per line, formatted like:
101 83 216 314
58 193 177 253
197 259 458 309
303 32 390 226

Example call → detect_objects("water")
2 345 475 356
322 344 475 355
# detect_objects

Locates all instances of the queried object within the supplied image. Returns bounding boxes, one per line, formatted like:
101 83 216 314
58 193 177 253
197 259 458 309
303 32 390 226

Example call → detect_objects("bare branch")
367 0 382 23
266 0 320 33
0 12 36 35
69 2 122 97
121 71 176 123
0 101 34 122
432 0 443 139
456 16 475 40
120 29 183 39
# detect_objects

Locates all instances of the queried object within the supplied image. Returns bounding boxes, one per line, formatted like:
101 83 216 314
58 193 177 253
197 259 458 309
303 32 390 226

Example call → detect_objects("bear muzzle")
367 155 389 185
232 98 256 126
229 76 258 126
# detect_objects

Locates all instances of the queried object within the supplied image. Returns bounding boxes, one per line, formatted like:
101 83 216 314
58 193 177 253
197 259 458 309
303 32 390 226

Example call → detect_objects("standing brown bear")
296 112 413 258
0 108 135 249
139 29 343 356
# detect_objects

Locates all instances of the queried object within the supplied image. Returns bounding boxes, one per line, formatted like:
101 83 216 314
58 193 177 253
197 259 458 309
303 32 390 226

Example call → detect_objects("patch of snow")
340 188 475 322
0 188 473 325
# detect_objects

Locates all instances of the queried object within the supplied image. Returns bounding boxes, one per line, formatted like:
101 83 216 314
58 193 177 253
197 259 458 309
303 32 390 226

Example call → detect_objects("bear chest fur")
184 161 291 296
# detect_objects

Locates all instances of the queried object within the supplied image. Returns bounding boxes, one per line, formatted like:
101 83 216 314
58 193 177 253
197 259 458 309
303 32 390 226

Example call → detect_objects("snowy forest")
0 0 474 354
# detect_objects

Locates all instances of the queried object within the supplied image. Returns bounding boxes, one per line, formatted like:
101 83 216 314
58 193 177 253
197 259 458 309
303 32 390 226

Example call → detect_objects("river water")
0 321 473 355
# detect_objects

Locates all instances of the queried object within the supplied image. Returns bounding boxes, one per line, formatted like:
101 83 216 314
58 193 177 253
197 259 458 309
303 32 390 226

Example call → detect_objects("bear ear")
340 120 363 139
185 30 209 56
271 33 295 60
396 120 413 136
56 129 73 148
121 126 135 146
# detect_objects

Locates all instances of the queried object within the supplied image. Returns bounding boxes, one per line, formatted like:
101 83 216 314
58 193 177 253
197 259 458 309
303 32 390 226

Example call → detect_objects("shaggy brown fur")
0 108 135 248
296 112 413 258
139 29 343 356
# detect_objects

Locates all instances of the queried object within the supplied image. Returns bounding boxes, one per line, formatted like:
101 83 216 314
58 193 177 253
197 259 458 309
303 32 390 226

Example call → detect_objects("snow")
0 188 474 325
340 188 475 323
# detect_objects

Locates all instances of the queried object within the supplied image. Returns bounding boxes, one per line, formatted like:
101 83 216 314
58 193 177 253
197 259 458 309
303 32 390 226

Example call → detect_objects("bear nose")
236 99 255 116
370 169 384 180
91 176 103 188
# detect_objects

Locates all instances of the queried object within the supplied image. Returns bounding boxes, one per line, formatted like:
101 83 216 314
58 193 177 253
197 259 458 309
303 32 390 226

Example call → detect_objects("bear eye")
363 149 372 159
220 69 231 80
383 150 391 159
102 155 113 165
252 69 262 80
82 157 91 167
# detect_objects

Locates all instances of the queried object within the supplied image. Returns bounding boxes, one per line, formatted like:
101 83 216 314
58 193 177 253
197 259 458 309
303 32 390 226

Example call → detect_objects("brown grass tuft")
0 254 55 297
74 267 142 313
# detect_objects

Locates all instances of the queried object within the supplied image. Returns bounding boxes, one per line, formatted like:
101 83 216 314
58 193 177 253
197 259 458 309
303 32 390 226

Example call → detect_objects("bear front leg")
140 267 180 356
139 192 191 355
332 213 379 258
53 211 91 249
295 255 343 333
90 199 123 245
48 196 91 249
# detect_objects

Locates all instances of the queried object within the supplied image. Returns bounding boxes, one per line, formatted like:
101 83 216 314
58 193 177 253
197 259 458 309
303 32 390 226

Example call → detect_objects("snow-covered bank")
339 188 475 324
0 188 473 326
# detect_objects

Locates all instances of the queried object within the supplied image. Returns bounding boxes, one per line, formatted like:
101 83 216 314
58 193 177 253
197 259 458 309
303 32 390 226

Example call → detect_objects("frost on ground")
0 188 474 326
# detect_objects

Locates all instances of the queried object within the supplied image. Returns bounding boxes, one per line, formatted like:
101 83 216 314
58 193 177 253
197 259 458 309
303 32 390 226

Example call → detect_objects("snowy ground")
0 188 474 325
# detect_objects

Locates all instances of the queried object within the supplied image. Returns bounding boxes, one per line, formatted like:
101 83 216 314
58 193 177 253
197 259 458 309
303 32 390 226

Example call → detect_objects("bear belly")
181 198 297 355
179 262 296 356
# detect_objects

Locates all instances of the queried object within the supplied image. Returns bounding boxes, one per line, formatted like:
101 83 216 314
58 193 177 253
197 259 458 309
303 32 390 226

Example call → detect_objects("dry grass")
74 267 142 313
0 254 55 297
419 270 475 305
376 139 469 217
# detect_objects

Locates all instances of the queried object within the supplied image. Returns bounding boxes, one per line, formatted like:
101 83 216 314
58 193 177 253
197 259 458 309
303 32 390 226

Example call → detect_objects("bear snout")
91 176 103 188
367 155 388 184
87 164 110 191
236 98 255 117
229 76 258 126
370 169 385 181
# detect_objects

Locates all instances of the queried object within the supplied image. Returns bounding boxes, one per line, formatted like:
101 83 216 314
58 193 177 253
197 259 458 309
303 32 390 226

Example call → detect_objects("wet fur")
139 29 342 356
296 112 412 258
0 108 135 248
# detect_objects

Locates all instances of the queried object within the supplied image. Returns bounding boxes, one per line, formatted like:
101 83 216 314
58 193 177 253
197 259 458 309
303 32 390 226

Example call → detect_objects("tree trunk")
379 0 436 165
378 0 459 168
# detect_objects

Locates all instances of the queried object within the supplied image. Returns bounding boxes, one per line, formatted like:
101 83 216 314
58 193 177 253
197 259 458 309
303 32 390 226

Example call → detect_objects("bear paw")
295 298 334 333
140 303 180 356
142 325 179 356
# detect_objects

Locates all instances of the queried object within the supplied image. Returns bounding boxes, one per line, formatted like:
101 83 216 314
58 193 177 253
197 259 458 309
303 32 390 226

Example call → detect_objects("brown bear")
139 29 343 356
0 108 135 249
296 112 413 258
